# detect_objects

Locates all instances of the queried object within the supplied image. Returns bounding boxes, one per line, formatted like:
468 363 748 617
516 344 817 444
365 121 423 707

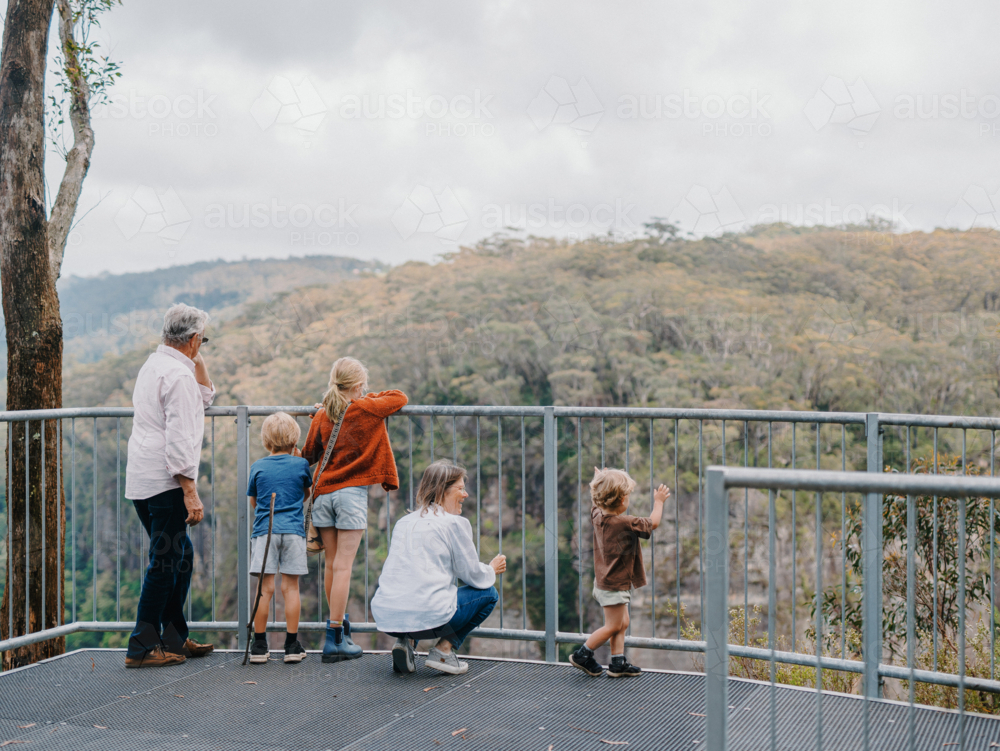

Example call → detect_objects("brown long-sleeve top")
592 505 654 591
302 389 408 494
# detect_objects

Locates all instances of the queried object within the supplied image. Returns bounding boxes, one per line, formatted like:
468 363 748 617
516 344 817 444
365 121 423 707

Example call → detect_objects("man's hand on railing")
490 554 507 574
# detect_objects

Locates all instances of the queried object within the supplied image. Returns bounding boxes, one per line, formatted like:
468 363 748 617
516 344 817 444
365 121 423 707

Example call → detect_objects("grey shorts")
250 534 308 575
593 582 632 607
311 485 369 530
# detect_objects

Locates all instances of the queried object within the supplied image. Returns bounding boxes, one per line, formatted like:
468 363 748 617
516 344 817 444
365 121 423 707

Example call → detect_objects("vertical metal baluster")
841 424 847 660
497 416 503 629
649 418 655 638
906 492 916 751
8 421 13 637
933 426 938 669
601 417 605 467
71 419 76 624
991 430 996 682
625 418 629 471
522 416 527 631
674 419 680 640
476 416 481 555
93 417 97 621
744 421 749 646
56 421 61 627
769 488 777 751
430 415 435 459
959 493 967 750
453 416 457 465
906 426 910 472
386 420 392 546
578 417 583 635
25 421 30 634
211 417 216 622
698 419 704 633
116 417 121 623
364 523 369 623
408 418 414 511
814 423 822 751
791 422 797 647
41 420 46 630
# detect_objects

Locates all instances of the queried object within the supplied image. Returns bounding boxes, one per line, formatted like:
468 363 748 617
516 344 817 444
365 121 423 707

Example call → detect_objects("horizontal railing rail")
704 466 1000 751
1 401 999 742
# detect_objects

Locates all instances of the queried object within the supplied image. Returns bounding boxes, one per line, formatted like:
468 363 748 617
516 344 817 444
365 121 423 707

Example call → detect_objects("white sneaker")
392 638 415 673
425 646 468 675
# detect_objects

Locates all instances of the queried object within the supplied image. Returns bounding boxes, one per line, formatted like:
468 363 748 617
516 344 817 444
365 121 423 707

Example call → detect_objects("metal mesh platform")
1 649 999 750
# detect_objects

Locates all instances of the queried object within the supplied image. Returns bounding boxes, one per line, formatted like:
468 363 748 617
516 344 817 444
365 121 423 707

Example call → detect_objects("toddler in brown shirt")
570 467 669 678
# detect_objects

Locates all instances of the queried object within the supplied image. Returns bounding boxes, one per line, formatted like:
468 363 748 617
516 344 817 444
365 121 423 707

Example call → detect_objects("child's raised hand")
654 484 670 504
292 447 302 457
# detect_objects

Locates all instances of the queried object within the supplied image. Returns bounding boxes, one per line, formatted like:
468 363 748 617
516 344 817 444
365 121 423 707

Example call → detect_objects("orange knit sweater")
302 390 408 494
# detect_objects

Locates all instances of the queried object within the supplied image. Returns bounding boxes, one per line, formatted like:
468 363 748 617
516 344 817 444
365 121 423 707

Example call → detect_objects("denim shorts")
250 533 308 575
311 485 369 530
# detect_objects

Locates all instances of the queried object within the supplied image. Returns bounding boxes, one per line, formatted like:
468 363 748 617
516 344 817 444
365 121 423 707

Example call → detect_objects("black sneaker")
249 640 270 664
607 656 641 678
284 640 307 663
569 646 604 677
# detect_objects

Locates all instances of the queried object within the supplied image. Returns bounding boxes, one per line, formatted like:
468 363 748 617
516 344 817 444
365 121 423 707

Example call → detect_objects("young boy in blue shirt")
247 412 313 663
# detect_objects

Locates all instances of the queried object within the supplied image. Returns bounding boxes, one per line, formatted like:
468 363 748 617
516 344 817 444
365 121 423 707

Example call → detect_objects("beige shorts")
593 582 632 607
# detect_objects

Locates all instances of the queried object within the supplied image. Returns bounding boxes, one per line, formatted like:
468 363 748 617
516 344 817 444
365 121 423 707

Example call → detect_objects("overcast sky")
20 0 1000 276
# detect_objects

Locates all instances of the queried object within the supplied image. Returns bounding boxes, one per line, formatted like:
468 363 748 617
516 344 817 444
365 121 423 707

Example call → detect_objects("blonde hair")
590 467 636 511
261 412 301 453
322 357 369 421
414 461 467 516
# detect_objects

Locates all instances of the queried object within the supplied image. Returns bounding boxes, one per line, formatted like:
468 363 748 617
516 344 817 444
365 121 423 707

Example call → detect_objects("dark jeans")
126 487 193 658
390 585 498 649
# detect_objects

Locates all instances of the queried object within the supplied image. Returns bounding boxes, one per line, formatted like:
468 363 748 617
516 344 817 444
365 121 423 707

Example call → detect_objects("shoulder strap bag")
303 409 345 555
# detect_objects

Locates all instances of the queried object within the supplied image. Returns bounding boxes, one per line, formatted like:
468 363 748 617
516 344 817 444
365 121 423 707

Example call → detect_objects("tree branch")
47 0 94 284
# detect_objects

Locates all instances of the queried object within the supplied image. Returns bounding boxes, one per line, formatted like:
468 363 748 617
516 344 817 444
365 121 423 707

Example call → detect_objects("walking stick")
243 492 276 666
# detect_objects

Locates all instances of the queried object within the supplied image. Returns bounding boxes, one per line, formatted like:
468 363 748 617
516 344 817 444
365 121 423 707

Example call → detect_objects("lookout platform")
0 650 997 750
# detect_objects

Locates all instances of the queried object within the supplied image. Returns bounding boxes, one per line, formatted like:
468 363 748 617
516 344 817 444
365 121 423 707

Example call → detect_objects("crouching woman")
372 461 505 676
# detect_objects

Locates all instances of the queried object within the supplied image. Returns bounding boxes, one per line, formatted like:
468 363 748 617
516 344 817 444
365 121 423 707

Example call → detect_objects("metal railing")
1 403 999 718
703 466 1000 751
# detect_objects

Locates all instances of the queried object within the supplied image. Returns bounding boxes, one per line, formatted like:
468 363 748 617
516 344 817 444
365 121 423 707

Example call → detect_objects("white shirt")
372 506 496 633
125 345 215 500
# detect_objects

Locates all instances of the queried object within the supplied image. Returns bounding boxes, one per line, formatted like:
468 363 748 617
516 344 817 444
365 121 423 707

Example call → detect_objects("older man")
125 304 217 668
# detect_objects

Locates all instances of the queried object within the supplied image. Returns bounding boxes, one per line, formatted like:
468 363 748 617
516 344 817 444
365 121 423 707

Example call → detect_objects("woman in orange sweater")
302 357 407 662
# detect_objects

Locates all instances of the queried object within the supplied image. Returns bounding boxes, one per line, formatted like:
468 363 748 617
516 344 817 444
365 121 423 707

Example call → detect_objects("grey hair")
161 303 209 345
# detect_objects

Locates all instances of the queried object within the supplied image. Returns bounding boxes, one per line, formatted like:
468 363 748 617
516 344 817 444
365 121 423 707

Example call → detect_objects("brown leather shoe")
125 645 186 669
183 638 214 657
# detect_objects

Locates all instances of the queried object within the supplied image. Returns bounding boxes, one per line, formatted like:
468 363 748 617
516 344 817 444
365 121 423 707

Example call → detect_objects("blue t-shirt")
247 454 312 538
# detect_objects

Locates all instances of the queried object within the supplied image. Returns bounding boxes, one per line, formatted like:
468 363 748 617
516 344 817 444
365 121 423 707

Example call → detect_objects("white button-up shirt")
125 345 216 500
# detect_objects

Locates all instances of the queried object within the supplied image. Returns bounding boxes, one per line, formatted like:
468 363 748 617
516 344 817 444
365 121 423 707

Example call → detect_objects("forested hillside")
66 226 1000 418
0 255 380 377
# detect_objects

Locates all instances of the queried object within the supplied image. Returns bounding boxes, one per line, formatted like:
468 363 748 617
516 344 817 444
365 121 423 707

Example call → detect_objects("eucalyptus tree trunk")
0 0 93 669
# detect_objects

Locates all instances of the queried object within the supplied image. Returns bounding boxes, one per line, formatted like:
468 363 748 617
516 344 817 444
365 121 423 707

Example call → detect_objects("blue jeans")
126 488 193 658
391 585 498 649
